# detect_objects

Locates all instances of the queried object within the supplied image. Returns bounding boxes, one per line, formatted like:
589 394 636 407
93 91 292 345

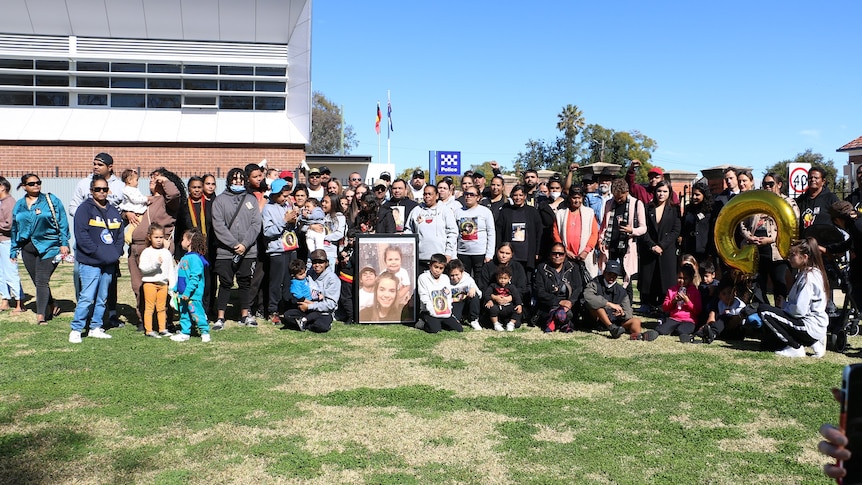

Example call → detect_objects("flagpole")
376 100 381 163
387 90 391 167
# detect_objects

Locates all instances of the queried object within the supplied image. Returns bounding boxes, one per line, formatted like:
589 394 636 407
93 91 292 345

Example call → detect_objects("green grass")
0 261 853 483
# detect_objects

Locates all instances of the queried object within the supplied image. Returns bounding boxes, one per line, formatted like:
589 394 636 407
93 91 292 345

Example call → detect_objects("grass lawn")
0 260 853 484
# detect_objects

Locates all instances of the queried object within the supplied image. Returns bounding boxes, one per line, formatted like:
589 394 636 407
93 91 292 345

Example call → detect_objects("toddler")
138 223 176 338
171 228 211 342
289 258 320 304
483 266 522 332
299 199 327 252
120 169 149 243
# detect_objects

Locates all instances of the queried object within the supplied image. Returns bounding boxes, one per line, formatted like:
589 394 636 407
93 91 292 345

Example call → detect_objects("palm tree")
556 104 585 166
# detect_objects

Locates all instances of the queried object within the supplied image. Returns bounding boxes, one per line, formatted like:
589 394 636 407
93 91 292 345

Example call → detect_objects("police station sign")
436 151 461 175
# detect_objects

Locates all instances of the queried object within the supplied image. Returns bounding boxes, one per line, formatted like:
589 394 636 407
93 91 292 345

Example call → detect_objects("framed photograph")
355 234 418 324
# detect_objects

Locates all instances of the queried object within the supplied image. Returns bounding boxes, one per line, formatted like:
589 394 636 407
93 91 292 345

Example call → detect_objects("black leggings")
419 312 462 333
285 309 333 333
20 242 56 317
656 317 696 336
214 257 254 313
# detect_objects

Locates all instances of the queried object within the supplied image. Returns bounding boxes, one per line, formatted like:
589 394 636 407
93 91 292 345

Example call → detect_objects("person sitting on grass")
745 236 829 358
483 265 523 332
171 228 211 343
583 260 658 341
416 253 462 334
283 249 339 333
655 265 702 342
697 280 743 344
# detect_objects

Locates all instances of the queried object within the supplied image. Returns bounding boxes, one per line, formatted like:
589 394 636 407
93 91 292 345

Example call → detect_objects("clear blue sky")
311 1 862 180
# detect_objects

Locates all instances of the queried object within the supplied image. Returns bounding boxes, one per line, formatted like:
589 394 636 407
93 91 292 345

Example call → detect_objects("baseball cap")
473 170 486 179
94 152 114 166
309 249 328 262
319 166 331 175
604 260 622 276
308 168 321 176
379 171 391 181
412 169 425 179
279 170 294 180
270 179 289 194
648 167 664 177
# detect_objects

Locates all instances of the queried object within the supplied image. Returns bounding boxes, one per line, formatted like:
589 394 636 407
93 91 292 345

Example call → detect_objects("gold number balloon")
714 190 798 274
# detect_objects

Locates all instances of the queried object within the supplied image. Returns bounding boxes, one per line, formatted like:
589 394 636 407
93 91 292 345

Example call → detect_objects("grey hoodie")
212 189 262 260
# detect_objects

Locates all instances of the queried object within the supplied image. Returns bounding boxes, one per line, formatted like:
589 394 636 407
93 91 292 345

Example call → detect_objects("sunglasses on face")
26 181 42 187
311 259 327 264
464 193 478 197
350 177 362 181
92 186 109 192
550 251 565 256
762 182 775 188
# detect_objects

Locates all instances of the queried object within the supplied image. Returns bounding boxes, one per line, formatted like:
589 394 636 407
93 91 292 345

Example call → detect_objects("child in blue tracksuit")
171 228 211 342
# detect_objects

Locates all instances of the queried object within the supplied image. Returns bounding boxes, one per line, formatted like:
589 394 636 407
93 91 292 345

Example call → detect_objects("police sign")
436 151 461 175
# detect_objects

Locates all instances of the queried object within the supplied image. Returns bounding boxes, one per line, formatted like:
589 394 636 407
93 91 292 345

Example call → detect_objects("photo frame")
354 234 418 324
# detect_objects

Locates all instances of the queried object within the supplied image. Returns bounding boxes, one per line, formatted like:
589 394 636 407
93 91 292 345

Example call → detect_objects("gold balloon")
714 190 798 274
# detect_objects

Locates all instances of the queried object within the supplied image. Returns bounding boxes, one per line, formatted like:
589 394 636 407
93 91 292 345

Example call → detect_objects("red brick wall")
0 142 306 179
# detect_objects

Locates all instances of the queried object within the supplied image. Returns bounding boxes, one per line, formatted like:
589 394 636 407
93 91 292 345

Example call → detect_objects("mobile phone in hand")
840 364 862 484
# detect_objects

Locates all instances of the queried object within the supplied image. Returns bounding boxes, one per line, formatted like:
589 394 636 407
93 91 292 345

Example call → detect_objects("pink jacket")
662 284 701 323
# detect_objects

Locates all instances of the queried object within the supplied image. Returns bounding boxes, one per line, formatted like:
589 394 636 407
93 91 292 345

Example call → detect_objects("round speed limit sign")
788 165 809 196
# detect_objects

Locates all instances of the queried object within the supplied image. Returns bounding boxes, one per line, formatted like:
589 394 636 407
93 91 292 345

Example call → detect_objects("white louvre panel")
0 34 69 57
75 37 288 65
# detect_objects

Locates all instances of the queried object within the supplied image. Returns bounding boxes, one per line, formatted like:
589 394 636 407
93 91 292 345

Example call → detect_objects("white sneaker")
775 345 806 358
468 320 482 331
811 338 827 358
170 333 190 342
506 322 515 332
145 331 162 339
88 328 112 339
201 333 211 343
493 322 504 332
69 330 82 344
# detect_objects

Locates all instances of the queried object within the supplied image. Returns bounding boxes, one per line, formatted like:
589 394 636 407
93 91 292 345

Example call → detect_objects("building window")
36 93 69 106
220 96 253 110
111 94 145 108
79 94 107 106
0 91 33 105
148 94 181 109
0 58 287 110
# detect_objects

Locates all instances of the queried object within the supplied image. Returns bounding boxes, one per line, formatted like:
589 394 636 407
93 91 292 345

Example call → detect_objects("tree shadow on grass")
0 427 93 484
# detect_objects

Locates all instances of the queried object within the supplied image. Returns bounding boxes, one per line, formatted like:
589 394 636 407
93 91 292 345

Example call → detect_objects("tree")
512 138 563 174
762 149 840 196
556 104 585 168
580 124 657 167
309 91 357 154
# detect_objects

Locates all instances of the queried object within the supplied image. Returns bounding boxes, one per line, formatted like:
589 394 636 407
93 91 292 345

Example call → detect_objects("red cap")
648 167 664 177
279 170 294 179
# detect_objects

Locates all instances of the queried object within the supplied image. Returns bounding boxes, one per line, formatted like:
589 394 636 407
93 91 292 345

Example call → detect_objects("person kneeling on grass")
583 260 658 341
416 253 462 333
171 229 211 343
744 236 829 358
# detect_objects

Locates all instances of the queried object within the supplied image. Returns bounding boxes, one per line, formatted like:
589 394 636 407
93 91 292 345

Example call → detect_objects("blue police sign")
436 151 461 175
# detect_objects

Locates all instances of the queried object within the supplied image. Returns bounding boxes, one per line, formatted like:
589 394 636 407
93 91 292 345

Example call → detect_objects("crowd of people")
1 155 860 355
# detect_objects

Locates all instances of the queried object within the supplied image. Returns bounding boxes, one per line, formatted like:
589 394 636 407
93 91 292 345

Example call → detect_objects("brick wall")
0 142 306 179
